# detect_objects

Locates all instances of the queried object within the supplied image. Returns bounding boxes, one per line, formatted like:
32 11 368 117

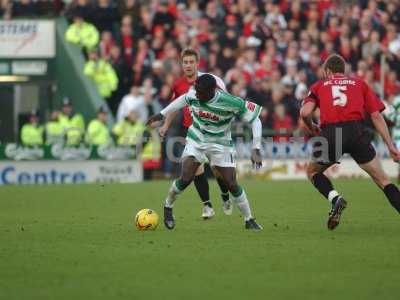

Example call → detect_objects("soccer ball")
135 209 159 231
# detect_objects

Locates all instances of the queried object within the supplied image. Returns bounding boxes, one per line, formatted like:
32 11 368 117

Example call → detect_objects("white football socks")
232 189 253 221
165 180 181 208
328 190 339 203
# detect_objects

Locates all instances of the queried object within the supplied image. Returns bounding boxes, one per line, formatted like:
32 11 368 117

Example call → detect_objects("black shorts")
182 127 188 137
312 121 376 165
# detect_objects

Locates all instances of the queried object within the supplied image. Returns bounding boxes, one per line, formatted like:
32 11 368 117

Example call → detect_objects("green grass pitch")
0 179 399 300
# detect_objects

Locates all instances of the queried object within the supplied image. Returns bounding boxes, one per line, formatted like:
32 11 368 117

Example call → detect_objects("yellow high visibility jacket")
65 21 99 50
112 120 146 146
21 124 44 146
142 130 161 161
58 113 85 146
85 119 110 145
83 59 118 98
45 120 64 144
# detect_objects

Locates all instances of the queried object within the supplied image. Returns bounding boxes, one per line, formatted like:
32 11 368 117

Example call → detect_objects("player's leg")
193 164 215 219
307 161 340 203
307 161 348 230
164 141 205 229
214 166 262 230
358 156 400 213
307 124 348 229
164 156 200 229
308 125 341 203
211 166 233 215
207 144 261 229
165 156 201 207
349 125 400 213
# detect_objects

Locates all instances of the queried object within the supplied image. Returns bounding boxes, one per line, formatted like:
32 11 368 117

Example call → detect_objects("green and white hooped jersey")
385 95 400 143
183 89 262 147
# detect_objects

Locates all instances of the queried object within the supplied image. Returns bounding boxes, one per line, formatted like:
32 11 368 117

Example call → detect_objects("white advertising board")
0 160 143 185
12 60 47 75
237 159 398 180
0 20 55 58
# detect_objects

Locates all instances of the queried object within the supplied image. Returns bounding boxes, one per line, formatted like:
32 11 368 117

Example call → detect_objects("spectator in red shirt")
99 31 115 61
132 39 155 85
118 16 133 66
385 71 400 98
273 104 293 142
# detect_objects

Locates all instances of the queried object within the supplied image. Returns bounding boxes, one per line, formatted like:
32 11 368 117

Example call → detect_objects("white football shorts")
182 140 236 168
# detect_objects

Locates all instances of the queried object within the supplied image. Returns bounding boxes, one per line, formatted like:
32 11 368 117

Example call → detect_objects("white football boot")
201 205 215 219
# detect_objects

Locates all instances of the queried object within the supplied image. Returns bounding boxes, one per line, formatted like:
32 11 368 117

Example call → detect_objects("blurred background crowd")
2 0 400 176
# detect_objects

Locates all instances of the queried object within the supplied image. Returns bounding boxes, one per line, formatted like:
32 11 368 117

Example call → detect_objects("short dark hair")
181 48 199 61
324 54 346 73
195 74 216 91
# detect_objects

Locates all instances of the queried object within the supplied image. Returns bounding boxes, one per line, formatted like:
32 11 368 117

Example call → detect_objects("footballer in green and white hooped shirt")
147 74 263 230
384 94 400 182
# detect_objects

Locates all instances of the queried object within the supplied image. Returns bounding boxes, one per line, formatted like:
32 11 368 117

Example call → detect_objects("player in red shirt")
301 54 400 230
158 48 232 219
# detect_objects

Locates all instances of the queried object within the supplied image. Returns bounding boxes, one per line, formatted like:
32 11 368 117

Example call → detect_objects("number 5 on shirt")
332 85 347 107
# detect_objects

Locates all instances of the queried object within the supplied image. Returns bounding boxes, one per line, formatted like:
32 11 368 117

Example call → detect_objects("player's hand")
159 124 169 138
388 144 400 162
146 113 164 127
310 123 321 136
251 148 262 170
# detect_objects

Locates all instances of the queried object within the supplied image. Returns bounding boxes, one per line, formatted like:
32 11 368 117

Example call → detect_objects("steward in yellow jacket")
58 98 85 146
21 111 44 146
45 111 64 145
65 12 99 50
112 111 146 146
84 49 118 98
85 107 111 145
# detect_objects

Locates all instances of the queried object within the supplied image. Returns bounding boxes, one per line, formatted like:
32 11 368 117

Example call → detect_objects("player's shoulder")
217 90 241 101
184 88 197 101
345 75 366 86
310 79 324 90
217 91 245 108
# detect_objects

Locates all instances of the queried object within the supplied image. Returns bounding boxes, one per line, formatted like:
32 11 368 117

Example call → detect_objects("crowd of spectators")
3 0 400 137
58 0 400 140
0 0 63 18
3 0 400 153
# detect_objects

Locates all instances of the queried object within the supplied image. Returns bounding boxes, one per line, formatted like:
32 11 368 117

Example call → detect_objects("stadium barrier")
236 159 398 180
1 142 397 185
0 144 142 185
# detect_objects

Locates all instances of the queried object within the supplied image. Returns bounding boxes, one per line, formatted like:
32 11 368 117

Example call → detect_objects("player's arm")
146 94 187 127
300 101 320 135
250 117 262 169
300 85 321 135
370 112 400 162
159 110 179 137
158 89 181 136
238 100 263 169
